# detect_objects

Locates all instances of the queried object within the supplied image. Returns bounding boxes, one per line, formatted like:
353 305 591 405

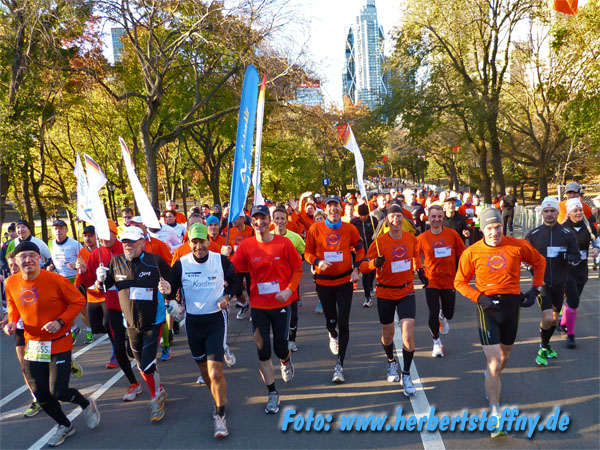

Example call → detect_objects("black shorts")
477 295 520 346
185 311 226 363
377 293 416 325
15 328 25 347
128 324 162 372
539 284 565 312
250 307 291 361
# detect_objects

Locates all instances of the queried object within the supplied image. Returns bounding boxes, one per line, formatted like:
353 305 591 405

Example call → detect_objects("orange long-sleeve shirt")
305 221 365 286
75 245 104 303
454 235 546 302
416 227 465 290
360 232 422 299
6 270 86 354
227 224 254 250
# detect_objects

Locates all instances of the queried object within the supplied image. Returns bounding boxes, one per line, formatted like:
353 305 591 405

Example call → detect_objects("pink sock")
564 307 577 334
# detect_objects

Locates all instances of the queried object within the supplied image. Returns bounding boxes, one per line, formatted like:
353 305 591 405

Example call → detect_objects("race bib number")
24 340 52 362
130 287 154 301
391 259 411 273
324 251 344 263
580 250 587 261
258 281 281 295
465 208 474 216
546 246 566 258
434 247 452 258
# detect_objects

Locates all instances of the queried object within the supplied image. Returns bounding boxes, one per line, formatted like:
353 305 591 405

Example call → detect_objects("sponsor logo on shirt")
487 253 508 272
138 271 152 278
19 287 39 305
392 244 408 260
326 232 341 247
432 239 447 248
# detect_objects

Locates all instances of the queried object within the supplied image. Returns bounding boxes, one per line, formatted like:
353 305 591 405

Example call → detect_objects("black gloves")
373 255 386 268
477 294 501 313
566 253 581 264
417 268 428 287
520 287 539 308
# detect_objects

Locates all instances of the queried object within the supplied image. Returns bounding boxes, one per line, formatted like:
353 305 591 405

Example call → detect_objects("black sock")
217 406 226 417
402 348 414 373
267 383 276 393
289 327 297 341
547 325 556 342
382 342 395 362
540 327 553 348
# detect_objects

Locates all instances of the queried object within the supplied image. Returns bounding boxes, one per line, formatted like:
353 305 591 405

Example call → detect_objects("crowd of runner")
1 181 599 444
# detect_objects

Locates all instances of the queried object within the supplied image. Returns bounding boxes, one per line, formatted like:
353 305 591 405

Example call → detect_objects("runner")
359 204 422 396
559 198 600 348
350 204 378 307
442 197 470 242
501 188 517 236
455 207 546 437
558 181 597 226
3 241 100 446
305 195 365 384
159 223 240 438
164 210 187 241
525 197 580 365
100 226 171 422
223 214 254 319
416 205 465 357
74 226 100 344
6 219 51 266
230 205 303 414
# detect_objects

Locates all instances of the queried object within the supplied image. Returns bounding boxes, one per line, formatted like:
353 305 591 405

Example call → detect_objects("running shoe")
439 312 449 335
236 304 249 320
556 323 568 335
123 383 142 401
315 301 323 314
281 358 294 383
158 386 167 402
214 415 229 438
160 346 171 361
150 396 165 422
23 400 41 418
329 335 339 356
224 345 236 367
82 397 100 429
566 334 576 348
47 424 75 447
265 391 280 414
288 340 298 352
363 298 373 308
332 364 345 384
84 331 94 344
490 415 506 438
535 347 548 366
235 299 245 308
197 375 205 384
546 344 558 359
71 326 80 345
106 354 119 369
401 372 416 396
386 360 400 382
70 359 83 379
432 339 444 358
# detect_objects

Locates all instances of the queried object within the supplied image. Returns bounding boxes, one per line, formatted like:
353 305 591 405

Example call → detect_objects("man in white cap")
525 197 580 366
455 207 546 438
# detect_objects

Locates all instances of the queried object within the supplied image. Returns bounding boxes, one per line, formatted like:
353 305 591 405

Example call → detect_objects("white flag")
83 154 111 240
340 125 367 199
73 154 93 223
119 137 161 229
252 75 266 206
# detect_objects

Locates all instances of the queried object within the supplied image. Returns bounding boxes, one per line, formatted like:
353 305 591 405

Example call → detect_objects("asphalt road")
1 261 599 449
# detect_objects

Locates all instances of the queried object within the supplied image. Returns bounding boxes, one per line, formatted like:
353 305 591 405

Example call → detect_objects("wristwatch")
56 318 65 327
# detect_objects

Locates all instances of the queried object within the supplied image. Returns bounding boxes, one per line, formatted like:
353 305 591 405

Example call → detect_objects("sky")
296 0 402 107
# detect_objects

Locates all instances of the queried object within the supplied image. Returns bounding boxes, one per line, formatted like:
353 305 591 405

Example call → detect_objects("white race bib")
580 250 587 261
258 281 281 295
130 287 154 301
24 340 52 362
391 259 411 273
465 208 474 216
546 246 567 258
324 251 344 263
434 247 452 258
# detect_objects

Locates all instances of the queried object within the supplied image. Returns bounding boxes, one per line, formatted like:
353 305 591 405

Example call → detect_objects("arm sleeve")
58 278 86 324
221 256 240 296
286 267 303 292
304 228 317 266
6 283 21 324
454 231 466 259
166 261 182 300
351 227 366 267
520 240 546 286
229 244 248 273
104 259 116 290
359 239 379 273
454 249 480 302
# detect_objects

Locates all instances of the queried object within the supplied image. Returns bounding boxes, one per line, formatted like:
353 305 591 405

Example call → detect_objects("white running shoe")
332 364 345 384
402 373 416 396
386 360 400 382
265 391 280 414
47 424 75 447
288 340 298 352
82 397 100 429
236 304 249 320
214 415 229 438
123 383 143 401
363 298 373 308
197 375 205 384
281 358 295 383
224 345 236 367
439 312 449 335
329 335 339 355
432 339 444 358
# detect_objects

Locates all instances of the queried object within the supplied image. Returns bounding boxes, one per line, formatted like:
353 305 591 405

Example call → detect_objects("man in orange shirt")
305 195 365 384
416 205 465 357
166 200 187 225
455 208 545 437
360 204 422 396
4 241 100 446
75 226 101 345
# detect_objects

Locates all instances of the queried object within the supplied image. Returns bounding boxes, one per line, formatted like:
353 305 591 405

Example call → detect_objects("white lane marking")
28 360 135 450
394 321 446 450
0 335 109 408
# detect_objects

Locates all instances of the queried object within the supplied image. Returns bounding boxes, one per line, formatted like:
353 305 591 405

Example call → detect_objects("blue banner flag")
229 65 259 222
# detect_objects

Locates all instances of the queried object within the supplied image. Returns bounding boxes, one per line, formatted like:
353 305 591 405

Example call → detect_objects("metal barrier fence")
513 205 542 234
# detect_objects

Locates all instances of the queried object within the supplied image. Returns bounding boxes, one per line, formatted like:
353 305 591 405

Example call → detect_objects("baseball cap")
479 208 502 227
250 205 270 217
541 197 559 211
120 226 145 241
83 225 96 235
52 219 67 227
188 223 208 240
206 216 220 226
314 193 322 199
324 195 342 205
565 181 581 193
13 241 40 256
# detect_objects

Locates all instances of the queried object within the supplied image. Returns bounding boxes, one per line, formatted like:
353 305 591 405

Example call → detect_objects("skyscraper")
111 28 126 63
342 0 387 110
292 80 324 107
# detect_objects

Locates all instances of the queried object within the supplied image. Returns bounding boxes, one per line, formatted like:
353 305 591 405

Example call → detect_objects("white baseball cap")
120 226 145 241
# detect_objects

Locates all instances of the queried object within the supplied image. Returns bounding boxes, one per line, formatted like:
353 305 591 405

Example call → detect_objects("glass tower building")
111 28 126 63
